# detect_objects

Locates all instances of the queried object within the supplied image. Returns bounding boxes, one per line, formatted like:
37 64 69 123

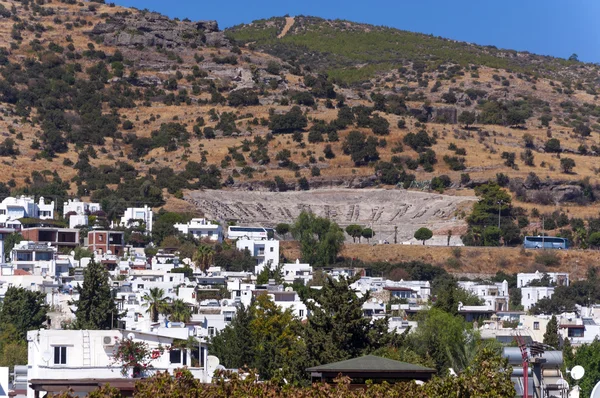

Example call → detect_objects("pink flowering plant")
112 337 165 377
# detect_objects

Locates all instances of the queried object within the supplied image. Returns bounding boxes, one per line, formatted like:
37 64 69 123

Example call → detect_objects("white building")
174 218 223 242
119 205 153 233
63 199 101 216
517 271 569 288
27 329 211 398
458 280 510 312
227 226 271 240
521 286 555 311
235 238 279 273
9 241 56 277
281 260 313 284
350 277 431 303
68 214 88 229
0 196 54 225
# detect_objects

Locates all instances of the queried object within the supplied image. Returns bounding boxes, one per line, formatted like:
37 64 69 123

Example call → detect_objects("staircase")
82 330 91 367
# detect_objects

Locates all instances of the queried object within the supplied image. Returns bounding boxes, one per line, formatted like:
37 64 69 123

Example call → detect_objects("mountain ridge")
0 1 598 243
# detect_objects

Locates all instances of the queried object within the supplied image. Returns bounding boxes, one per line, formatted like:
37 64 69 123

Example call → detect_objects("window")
299 310 305 317
98 234 103 242
208 231 213 237
170 349 181 364
169 349 187 365
533 322 540 330
270 247 274 252
16 252 32 261
54 346 67 365
568 328 584 338
208 327 215 337
36 252 53 261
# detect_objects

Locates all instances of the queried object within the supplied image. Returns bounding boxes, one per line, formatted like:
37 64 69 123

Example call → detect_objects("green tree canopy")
414 227 433 245
291 211 344 266
71 258 121 330
345 224 363 243
543 315 560 348
303 275 403 367
0 287 48 340
141 287 169 323
458 111 476 128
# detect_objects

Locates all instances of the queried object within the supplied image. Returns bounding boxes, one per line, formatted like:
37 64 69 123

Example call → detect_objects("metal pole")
497 200 502 229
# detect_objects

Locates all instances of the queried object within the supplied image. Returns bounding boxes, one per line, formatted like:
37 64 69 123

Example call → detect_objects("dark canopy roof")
306 355 435 374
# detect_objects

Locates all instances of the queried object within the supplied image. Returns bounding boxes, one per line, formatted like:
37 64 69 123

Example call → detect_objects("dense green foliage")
0 287 48 340
291 211 344 266
71 258 121 330
227 15 582 83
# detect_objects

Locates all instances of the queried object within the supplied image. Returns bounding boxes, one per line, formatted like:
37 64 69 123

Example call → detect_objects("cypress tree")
543 315 560 348
71 258 121 330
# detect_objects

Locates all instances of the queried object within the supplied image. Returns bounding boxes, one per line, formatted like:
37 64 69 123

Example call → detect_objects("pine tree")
71 258 121 330
209 304 255 370
0 287 48 340
543 315 560 348
302 275 401 366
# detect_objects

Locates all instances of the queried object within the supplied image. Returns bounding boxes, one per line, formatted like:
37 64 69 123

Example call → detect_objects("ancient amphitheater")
186 189 477 243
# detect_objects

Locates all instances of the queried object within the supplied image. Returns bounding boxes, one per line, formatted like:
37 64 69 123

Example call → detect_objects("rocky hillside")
0 2 599 244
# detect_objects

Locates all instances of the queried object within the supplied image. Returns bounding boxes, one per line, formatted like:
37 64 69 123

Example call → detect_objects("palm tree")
193 245 215 273
141 287 168 322
168 299 192 323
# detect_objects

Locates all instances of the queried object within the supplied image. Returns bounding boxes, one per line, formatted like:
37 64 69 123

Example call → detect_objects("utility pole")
394 226 398 244
497 200 503 229
542 216 545 250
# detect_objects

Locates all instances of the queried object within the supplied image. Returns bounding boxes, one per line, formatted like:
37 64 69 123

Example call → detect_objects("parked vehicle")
523 236 569 249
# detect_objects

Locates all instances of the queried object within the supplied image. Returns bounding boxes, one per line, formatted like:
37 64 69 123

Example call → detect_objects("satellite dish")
591 381 600 398
571 365 585 381
127 332 135 340
206 355 220 377
42 351 52 362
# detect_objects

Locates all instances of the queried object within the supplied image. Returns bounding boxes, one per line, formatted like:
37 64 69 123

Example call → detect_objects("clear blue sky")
112 0 600 63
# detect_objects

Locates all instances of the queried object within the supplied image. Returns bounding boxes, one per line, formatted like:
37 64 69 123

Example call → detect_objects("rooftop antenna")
569 365 585 381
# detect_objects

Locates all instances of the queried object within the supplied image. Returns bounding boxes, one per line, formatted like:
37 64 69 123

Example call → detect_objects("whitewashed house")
0 196 54 226
119 205 153 233
174 218 223 243
281 260 313 284
517 271 569 288
521 286 555 311
63 199 101 215
235 238 280 273
27 329 211 398
9 242 56 277
458 280 510 312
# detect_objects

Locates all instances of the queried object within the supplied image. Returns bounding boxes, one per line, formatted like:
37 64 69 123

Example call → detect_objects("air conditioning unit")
103 336 115 346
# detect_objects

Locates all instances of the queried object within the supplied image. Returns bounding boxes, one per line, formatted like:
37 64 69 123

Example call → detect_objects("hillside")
0 3 599 253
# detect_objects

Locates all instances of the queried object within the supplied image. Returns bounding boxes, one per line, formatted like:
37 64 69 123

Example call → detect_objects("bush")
443 155 466 171
560 158 575 173
370 114 390 135
544 138 561 153
403 130 435 152
228 89 260 107
269 106 307 134
535 251 561 267
342 131 379 166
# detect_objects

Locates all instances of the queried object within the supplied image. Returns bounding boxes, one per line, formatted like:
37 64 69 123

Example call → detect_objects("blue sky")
113 0 600 63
